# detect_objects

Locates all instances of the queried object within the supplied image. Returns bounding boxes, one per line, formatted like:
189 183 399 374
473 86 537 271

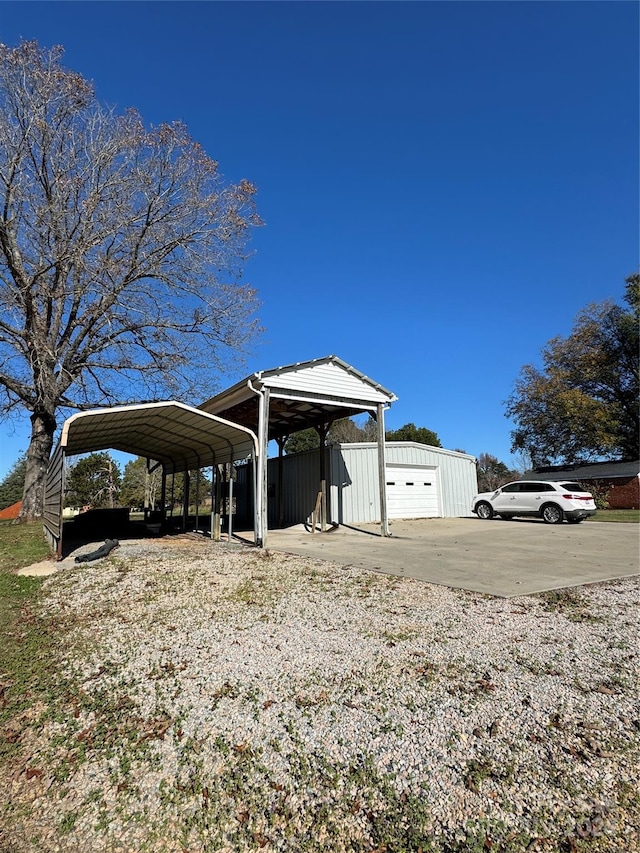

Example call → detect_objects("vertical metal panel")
234 462 254 529
43 442 64 556
267 449 324 527
329 444 380 523
265 360 391 404
236 443 478 528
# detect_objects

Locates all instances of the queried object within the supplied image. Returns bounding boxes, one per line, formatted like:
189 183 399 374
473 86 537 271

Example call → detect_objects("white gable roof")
201 355 397 415
258 356 397 405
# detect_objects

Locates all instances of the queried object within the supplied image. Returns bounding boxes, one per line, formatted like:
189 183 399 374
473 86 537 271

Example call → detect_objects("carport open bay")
259 518 640 598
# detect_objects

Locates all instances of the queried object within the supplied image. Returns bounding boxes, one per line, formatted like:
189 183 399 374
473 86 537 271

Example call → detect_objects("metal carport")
44 401 259 558
199 355 397 545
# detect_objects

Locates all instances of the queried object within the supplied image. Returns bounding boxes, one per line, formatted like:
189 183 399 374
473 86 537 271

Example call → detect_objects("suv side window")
539 483 556 491
521 483 543 492
501 483 521 493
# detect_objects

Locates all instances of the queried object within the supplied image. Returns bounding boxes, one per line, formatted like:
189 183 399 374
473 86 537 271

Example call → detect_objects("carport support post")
256 387 270 548
182 470 190 531
213 464 222 541
210 466 215 540
195 468 200 533
377 403 390 537
276 436 286 528
160 465 166 528
144 460 150 521
228 466 234 543
315 423 328 531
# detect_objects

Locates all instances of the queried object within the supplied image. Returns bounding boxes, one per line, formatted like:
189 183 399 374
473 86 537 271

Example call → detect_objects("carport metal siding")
43 442 64 552
266 450 326 527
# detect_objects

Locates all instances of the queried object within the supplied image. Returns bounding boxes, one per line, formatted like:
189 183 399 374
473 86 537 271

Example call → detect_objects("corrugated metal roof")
60 401 257 473
523 460 640 481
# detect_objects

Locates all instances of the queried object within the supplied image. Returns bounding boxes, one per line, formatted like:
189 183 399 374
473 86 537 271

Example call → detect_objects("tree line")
1 440 521 513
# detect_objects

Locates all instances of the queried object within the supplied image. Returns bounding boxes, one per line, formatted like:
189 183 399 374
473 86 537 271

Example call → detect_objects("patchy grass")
0 521 65 766
535 587 602 623
0 573 62 762
587 509 639 523
0 519 51 573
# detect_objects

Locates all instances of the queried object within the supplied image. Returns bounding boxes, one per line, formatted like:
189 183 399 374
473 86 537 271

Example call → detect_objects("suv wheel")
541 503 564 524
475 501 494 520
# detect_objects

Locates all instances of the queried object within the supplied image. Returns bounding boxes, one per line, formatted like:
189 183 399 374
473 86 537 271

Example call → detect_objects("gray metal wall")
328 442 477 522
43 442 65 556
254 443 477 527
266 450 327 527
235 453 327 528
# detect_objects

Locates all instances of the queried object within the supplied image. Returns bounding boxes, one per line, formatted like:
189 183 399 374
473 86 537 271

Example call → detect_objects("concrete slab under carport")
256 518 640 597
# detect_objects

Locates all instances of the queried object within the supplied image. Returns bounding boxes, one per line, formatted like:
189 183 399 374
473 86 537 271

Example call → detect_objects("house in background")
521 461 640 509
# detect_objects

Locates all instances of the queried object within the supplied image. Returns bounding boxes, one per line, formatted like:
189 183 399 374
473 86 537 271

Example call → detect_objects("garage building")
232 442 478 527
332 442 478 522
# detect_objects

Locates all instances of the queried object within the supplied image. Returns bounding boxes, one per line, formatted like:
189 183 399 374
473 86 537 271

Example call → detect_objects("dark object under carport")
74 539 120 563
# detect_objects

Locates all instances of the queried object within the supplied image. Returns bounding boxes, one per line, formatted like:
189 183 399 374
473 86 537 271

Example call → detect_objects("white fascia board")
199 381 260 415
268 390 380 410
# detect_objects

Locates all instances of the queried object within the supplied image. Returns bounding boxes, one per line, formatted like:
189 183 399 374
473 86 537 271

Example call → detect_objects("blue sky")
0 1 638 480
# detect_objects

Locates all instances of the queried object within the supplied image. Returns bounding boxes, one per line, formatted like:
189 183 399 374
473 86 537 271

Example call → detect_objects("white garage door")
385 466 439 518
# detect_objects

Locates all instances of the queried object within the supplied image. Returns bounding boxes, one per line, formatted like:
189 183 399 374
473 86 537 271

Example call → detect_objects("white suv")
472 480 596 524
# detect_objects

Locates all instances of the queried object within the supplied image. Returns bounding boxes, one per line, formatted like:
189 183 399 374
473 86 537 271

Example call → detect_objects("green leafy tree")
506 275 639 465
0 42 262 521
476 453 519 493
284 416 379 454
283 428 321 455
284 418 442 454
65 452 121 509
0 454 27 509
385 423 441 447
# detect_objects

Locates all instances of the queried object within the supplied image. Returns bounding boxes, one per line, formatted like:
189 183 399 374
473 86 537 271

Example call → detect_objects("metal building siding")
263 361 391 404
329 443 477 522
266 450 323 526
244 442 477 528
329 444 381 523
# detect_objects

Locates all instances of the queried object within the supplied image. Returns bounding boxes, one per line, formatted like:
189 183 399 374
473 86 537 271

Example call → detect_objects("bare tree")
476 453 518 493
0 42 262 519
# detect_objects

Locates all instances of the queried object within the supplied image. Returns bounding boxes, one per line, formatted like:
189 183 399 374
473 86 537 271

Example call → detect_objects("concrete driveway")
258 518 640 597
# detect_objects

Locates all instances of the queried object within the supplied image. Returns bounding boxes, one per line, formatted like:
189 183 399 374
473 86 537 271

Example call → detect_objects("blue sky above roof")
0 1 637 477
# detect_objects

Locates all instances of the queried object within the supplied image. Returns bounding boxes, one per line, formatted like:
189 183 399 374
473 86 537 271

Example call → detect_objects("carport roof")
199 355 397 440
60 401 257 473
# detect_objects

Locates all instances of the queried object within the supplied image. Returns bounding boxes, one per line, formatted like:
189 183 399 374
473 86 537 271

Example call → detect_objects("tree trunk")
17 410 57 521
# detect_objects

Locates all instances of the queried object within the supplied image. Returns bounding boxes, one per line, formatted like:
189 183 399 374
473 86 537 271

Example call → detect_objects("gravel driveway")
2 535 639 852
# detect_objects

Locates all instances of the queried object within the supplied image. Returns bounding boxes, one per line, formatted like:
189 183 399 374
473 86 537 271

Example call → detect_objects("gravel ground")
1 535 639 852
